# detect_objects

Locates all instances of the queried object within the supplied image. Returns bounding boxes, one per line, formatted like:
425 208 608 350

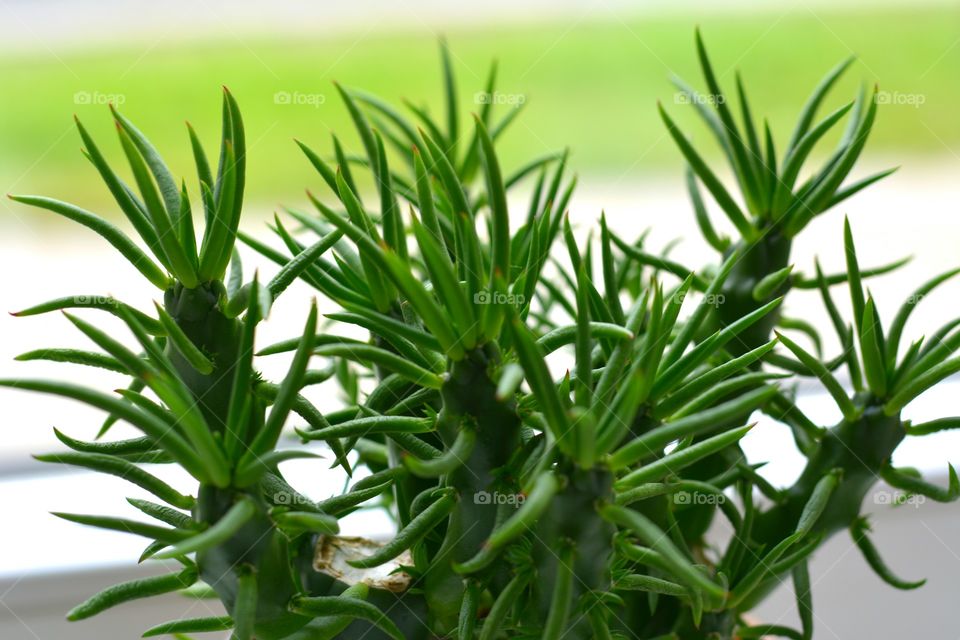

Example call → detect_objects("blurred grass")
0 5 957 217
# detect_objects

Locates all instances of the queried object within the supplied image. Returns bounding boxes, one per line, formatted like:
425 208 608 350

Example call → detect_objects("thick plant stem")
164 281 312 639
424 344 523 635
531 466 616 640
743 403 905 608
714 232 792 356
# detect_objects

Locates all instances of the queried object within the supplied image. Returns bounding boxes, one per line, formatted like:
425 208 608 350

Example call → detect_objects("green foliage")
4 35 957 640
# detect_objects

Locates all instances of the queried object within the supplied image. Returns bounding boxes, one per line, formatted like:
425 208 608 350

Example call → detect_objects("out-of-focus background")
1 1 958 638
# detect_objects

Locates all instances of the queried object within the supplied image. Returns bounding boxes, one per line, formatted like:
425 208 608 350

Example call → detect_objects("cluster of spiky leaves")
3 35 959 640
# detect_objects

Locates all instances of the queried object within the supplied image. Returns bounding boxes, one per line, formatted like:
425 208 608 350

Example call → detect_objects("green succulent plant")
4 36 958 640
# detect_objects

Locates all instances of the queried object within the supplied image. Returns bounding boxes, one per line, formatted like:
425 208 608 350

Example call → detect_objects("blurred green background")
0 3 957 215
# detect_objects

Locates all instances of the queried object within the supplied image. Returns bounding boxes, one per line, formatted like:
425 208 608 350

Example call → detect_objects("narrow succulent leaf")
789 89 878 233
154 497 256 559
13 296 164 333
657 339 778 417
272 510 339 536
152 302 214 375
110 106 181 223
537 323 633 355
729 532 805 607
405 426 475 477
35 452 193 509
787 56 855 152
507 316 573 452
843 217 867 338
287 584 371 639
654 297 783 397
663 247 742 366
328 309 441 353
610 230 708 288
475 115 511 283
825 167 898 210
53 512 192 544
886 355 960 415
886 267 960 368
290 595 406 640
245 301 317 459
267 229 343 302
496 362 525 401
454 472 560 573
200 140 237 280
599 212 626 321
458 579 481 640
411 214 476 348
478 572 530 640
905 417 960 436
794 256 912 290
670 73 732 161
669 374 783 421
685 168 728 252
575 262 593 410
142 616 233 637
115 125 198 287
614 424 754 486
313 343 444 388
735 71 763 180
185 121 214 211
74 117 167 263
773 102 854 212
616 574 689 597
67 566 197 621
753 266 794 302
374 131 405 258
796 469 842 535
9 195 169 289
232 565 257 640
106 310 230 484
223 277 260 460
53 429 153 456
859 297 888 397
851 517 926 589
420 128 473 219
127 498 196 530
880 464 959 503
776 332 858 421
693 29 762 212
412 147 445 242
438 38 459 152
0 379 207 481
16 348 126 373
348 489 455 568
601 505 725 599
542 542 576 640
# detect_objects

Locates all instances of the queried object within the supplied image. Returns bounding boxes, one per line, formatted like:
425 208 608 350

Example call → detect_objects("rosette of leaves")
1 95 386 639
652 28 907 356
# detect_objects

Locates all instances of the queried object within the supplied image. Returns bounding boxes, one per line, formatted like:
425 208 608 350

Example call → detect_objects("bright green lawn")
0 5 957 214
